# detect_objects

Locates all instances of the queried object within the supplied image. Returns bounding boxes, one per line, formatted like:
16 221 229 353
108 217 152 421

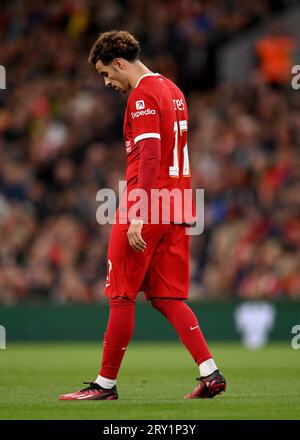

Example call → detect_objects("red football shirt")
117 73 195 224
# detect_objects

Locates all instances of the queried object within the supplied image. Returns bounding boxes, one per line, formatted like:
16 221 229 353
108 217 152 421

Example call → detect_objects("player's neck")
129 61 153 89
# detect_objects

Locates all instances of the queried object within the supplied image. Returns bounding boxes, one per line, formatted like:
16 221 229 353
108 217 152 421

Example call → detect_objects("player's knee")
151 298 184 314
150 298 169 313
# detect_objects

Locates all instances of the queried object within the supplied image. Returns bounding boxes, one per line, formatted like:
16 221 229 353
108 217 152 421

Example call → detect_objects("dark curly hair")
88 30 141 66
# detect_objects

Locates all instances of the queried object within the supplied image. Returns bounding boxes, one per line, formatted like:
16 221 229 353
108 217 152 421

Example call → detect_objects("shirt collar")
134 72 160 88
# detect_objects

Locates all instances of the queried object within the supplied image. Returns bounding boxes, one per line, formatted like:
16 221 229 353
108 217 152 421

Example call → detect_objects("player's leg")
95 296 135 387
59 296 134 401
59 222 168 400
151 298 213 368
95 223 169 395
144 224 226 398
150 298 226 398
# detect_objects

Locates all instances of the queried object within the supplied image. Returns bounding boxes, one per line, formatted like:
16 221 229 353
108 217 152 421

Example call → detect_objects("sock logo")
190 326 199 331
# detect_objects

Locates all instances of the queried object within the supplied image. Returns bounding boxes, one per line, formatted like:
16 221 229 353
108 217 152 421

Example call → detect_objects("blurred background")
0 0 300 347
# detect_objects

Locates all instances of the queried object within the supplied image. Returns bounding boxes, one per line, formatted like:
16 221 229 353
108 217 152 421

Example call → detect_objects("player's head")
88 30 141 93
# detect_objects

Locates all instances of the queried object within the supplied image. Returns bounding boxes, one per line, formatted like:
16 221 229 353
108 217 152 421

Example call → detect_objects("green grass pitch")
0 342 299 420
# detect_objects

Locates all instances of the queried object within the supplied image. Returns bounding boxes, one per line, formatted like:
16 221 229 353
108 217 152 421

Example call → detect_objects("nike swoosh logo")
190 326 199 331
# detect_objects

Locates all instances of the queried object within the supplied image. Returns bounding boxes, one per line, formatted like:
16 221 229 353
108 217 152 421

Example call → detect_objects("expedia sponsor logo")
136 100 145 110
131 108 156 118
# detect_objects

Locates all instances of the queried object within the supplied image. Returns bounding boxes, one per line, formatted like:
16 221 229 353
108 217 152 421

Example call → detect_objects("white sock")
199 359 218 377
95 375 116 389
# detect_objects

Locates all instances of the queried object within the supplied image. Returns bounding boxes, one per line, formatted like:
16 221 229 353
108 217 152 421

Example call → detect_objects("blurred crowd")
189 79 300 300
0 0 299 304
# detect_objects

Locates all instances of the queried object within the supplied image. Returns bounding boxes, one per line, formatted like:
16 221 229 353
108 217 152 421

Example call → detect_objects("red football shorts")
104 222 190 301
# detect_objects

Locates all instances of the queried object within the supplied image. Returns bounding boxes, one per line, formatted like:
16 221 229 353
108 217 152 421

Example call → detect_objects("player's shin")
98 297 135 386
151 299 215 369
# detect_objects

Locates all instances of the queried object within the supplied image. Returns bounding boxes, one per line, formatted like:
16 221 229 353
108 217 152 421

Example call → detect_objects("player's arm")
127 89 161 252
127 137 161 252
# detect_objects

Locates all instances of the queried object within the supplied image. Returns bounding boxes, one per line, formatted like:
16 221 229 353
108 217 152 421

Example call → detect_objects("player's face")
95 60 130 94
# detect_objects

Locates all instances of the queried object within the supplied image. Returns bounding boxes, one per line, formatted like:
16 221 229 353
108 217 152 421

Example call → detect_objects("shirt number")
169 120 190 177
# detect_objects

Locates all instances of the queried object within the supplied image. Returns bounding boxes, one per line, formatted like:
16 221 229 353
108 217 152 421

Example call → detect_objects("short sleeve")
127 89 161 144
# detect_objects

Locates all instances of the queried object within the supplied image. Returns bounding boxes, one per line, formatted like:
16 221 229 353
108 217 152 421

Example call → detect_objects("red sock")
151 298 212 365
99 297 135 380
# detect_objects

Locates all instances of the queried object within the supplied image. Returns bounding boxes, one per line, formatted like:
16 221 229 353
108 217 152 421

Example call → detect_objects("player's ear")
112 58 126 71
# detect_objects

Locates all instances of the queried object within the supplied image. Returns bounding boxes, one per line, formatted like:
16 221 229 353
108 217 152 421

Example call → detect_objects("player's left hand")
127 220 147 252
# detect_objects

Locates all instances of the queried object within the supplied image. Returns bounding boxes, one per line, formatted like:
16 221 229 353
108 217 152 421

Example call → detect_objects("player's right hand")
127 220 147 252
